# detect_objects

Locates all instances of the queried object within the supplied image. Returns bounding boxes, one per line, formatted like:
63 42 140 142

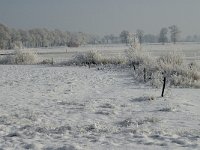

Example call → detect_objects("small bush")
0 55 15 64
188 61 200 71
100 56 126 65
156 53 200 87
157 52 184 76
170 69 200 87
157 52 183 67
0 50 39 65
72 51 101 65
126 49 200 88
40 59 53 65
67 41 80 47
70 51 125 66
14 50 39 64
125 48 153 67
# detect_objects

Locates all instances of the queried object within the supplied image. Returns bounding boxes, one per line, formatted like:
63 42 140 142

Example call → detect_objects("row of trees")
0 23 102 49
119 25 181 46
185 35 200 42
158 25 181 44
1 23 199 50
118 26 200 44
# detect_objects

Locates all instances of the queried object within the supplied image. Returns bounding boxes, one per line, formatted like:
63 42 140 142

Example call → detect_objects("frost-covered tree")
88 34 101 44
19 29 30 47
103 34 115 44
53 29 64 46
120 30 130 45
0 24 11 49
10 29 21 43
136 29 144 45
103 35 110 44
158 27 168 45
10 29 22 49
169 25 181 44
67 32 81 47
77 32 87 45
143 34 158 43
28 28 45 47
1 23 129 49
108 34 115 43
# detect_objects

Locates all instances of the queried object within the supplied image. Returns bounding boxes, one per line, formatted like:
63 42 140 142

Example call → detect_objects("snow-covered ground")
1 43 200 63
0 65 200 149
0 43 200 149
32 43 200 63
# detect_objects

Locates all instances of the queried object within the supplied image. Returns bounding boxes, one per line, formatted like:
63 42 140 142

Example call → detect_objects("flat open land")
0 44 200 149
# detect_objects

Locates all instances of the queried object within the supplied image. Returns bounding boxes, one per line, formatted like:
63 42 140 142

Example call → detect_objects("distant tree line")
118 25 182 45
1 23 200 50
0 23 101 49
184 35 200 42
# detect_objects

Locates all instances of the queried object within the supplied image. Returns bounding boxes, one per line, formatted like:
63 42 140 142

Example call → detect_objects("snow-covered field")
33 43 200 63
0 64 200 149
1 43 200 63
0 44 200 149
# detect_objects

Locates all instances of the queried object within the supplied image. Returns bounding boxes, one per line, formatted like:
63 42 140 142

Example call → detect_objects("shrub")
40 59 53 65
67 41 80 47
125 48 154 69
100 56 126 65
125 48 160 85
0 50 39 64
157 52 184 75
0 55 15 64
71 51 102 65
156 53 200 87
69 51 125 66
155 54 200 88
14 50 39 64
126 49 200 88
170 69 200 87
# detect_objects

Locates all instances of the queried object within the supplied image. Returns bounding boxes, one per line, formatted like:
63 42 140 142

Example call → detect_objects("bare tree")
0 24 11 49
0 23 125 49
169 25 181 44
10 29 23 49
144 34 158 43
109 34 115 43
104 35 110 44
136 29 144 45
19 29 30 47
120 30 130 45
77 32 87 45
159 27 168 45
67 32 80 47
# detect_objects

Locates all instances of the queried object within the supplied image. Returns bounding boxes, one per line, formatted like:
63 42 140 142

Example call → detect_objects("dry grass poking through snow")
0 50 39 64
0 47 199 88
66 50 126 66
60 47 200 88
125 47 200 88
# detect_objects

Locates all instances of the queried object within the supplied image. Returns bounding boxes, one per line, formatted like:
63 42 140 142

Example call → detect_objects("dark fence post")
144 68 146 82
133 64 136 70
161 76 166 97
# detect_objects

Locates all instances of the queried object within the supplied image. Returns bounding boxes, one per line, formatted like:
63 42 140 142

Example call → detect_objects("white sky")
0 0 199 36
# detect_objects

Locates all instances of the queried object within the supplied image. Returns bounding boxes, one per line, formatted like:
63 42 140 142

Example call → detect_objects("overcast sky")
0 0 200 36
